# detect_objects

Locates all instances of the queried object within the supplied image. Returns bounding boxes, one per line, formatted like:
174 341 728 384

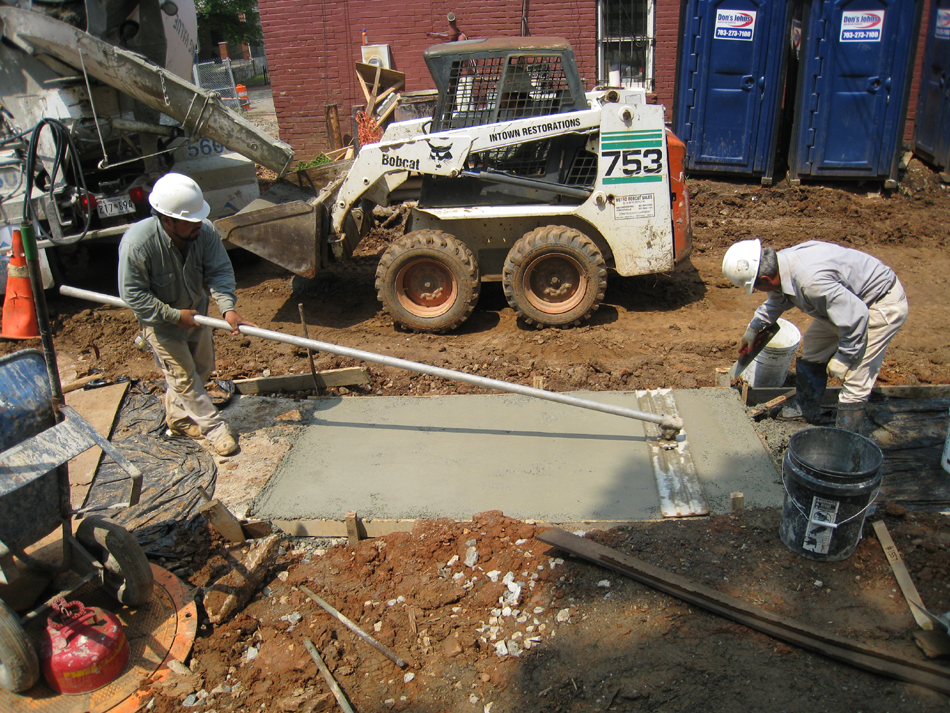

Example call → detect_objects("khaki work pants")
800 279 909 404
145 325 229 441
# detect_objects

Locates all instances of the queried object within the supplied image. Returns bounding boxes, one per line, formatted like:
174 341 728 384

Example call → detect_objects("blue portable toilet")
673 0 793 185
788 0 924 187
913 0 950 171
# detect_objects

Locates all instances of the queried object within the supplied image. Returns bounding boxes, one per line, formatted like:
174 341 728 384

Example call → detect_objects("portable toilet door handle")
741 74 755 90
758 76 766 101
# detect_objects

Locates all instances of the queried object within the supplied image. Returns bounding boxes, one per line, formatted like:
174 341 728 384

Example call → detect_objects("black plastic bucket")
780 427 883 562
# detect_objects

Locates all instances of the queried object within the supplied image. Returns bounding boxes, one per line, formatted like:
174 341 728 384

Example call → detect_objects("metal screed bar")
59 285 684 437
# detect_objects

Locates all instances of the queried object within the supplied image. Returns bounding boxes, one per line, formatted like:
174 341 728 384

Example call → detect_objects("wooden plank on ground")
234 367 369 395
272 518 643 539
65 382 129 509
743 384 950 406
873 520 933 630
537 528 950 696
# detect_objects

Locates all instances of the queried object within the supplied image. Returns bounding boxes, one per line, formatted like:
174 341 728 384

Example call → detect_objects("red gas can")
39 599 130 694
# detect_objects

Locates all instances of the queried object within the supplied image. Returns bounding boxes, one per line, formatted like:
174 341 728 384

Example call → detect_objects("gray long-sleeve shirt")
118 216 237 341
748 241 896 365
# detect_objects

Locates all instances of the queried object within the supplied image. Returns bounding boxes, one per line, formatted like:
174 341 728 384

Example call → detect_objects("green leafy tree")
196 0 263 47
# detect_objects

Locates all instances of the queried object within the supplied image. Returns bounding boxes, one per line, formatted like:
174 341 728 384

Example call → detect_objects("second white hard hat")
148 173 210 223
722 238 762 295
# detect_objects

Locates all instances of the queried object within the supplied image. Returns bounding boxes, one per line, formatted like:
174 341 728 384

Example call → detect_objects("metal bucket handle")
781 467 880 530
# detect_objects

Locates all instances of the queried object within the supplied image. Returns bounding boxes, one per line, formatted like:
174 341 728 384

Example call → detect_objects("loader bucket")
215 160 352 278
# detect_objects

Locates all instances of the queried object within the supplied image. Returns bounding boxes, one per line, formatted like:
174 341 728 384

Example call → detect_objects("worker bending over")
119 173 254 456
722 239 908 434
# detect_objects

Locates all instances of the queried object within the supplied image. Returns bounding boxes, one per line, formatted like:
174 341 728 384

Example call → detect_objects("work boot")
835 402 871 437
212 431 239 456
166 421 202 439
775 359 828 424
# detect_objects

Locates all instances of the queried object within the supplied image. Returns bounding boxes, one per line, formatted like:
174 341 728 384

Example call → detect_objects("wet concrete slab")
250 388 783 526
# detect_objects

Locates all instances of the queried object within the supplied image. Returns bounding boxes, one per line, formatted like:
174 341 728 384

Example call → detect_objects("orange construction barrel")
236 84 250 109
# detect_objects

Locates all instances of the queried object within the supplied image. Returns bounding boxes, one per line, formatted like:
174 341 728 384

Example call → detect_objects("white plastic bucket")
744 318 801 388
942 407 950 475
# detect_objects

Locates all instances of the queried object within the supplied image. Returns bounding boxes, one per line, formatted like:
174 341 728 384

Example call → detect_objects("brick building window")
597 0 655 91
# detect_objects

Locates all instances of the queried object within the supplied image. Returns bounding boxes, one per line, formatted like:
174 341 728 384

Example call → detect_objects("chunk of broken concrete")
203 534 282 624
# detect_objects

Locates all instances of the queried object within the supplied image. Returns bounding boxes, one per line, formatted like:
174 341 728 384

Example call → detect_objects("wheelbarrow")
0 349 153 693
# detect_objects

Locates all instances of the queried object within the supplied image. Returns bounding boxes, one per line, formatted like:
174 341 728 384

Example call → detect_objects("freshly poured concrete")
251 389 783 525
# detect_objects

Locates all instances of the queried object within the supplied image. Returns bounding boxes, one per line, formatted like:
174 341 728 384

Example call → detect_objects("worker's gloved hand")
827 357 850 381
739 327 759 355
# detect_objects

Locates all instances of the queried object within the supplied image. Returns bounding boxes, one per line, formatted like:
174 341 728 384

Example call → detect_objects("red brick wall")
654 0 683 108
905 0 932 141
258 0 929 162
257 0 683 160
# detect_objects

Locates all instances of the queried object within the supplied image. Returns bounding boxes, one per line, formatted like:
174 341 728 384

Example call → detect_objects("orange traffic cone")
1 228 40 339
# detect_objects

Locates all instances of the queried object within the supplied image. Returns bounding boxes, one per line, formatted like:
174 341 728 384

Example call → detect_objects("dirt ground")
8 160 949 397
2 159 950 710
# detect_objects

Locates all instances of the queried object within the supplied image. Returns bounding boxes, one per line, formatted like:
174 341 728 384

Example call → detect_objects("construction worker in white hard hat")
118 173 255 456
722 238 908 435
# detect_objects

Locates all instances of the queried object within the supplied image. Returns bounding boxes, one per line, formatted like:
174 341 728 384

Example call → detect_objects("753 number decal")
602 148 664 177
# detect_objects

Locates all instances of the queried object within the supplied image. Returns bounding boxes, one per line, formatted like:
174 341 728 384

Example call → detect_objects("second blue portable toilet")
674 0 793 184
788 0 924 187
913 0 950 172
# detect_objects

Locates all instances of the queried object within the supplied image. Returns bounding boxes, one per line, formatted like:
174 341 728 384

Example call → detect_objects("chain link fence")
192 59 240 110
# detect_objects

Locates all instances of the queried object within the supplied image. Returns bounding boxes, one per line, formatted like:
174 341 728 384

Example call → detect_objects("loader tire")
502 226 607 328
376 230 481 333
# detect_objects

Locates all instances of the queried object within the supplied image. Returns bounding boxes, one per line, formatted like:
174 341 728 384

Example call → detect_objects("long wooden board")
65 381 129 509
537 527 950 695
742 384 950 406
873 520 933 630
234 367 369 395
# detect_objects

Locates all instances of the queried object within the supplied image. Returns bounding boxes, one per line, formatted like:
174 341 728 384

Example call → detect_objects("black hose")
22 118 92 245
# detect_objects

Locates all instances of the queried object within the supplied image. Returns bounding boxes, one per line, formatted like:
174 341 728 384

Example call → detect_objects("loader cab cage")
421 38 594 208
424 38 588 132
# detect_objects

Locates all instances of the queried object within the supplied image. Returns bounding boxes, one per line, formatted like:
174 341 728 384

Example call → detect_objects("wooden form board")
272 517 649 539
234 367 369 395
742 384 950 407
64 381 129 509
873 520 933 630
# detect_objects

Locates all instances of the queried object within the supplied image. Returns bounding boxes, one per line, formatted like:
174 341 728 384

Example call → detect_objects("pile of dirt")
141 507 950 712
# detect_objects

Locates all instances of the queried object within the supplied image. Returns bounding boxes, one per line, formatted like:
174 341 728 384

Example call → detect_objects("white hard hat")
722 238 762 295
148 173 210 223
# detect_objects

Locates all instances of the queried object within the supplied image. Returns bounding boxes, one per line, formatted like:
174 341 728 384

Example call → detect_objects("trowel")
728 322 782 381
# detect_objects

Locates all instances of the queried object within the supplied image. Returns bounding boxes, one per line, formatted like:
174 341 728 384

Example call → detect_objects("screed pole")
59 285 684 437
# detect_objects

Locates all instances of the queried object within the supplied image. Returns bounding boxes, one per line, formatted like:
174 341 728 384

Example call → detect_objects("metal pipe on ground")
59 285 685 437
